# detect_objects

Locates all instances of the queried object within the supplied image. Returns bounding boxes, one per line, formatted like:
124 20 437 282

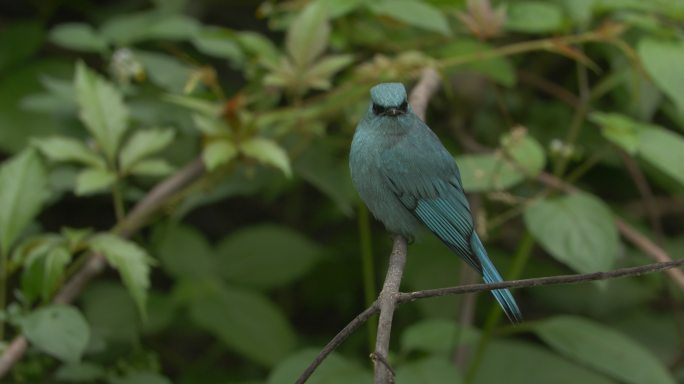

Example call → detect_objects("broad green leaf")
506 2 564 33
163 94 222 116
186 281 296 367
267 348 371 384
100 12 200 44
192 113 229 135
154 223 215 279
135 51 194 93
285 2 330 67
55 362 106 382
75 62 129 160
0 21 43 72
396 356 463 384
89 234 153 317
0 60 70 154
129 159 174 177
457 131 545 192
524 192 619 274
240 137 291 177
20 305 90 363
23 246 71 302
401 319 480 354
294 142 355 215
119 128 175 171
639 128 684 187
109 372 172 384
472 340 613 384
236 31 280 63
75 168 116 195
307 55 354 79
0 149 48 255
435 40 515 87
534 316 676 384
82 282 139 344
368 0 451 35
315 0 365 18
591 112 647 154
216 225 321 289
192 28 244 64
638 39 684 114
202 140 238 171
49 23 108 53
33 136 105 168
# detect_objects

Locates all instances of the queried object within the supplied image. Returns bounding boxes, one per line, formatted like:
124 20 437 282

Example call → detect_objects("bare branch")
296 259 684 383
374 236 407 383
0 158 206 378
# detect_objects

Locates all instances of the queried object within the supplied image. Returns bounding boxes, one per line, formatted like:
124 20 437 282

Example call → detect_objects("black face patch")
372 99 408 116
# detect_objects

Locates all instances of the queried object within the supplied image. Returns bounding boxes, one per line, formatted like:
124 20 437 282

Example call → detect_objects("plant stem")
465 232 535 383
112 180 126 223
358 203 377 354
0 250 5 340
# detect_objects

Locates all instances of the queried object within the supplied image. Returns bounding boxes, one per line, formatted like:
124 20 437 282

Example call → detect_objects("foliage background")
0 0 683 383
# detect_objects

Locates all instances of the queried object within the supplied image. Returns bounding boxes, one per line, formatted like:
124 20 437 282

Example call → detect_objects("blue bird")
349 83 522 323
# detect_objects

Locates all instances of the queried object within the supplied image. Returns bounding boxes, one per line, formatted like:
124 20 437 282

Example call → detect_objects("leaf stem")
111 180 126 223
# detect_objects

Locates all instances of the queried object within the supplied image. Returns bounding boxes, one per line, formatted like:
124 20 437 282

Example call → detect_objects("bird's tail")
471 234 522 323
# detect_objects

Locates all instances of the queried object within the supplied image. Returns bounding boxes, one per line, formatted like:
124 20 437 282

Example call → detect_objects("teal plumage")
349 83 522 323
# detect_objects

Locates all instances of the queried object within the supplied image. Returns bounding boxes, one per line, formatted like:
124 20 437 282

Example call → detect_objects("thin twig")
374 236 407 384
296 258 684 383
0 159 206 379
618 150 663 238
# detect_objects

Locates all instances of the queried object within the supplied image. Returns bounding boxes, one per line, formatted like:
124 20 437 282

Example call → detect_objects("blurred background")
0 0 683 383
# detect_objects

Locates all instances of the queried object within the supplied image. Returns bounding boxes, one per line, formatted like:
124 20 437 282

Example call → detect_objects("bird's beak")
385 108 402 116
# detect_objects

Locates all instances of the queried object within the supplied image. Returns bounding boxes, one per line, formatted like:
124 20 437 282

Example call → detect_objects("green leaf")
135 50 195 93
89 234 153 317
401 319 480 354
457 130 545 192
192 28 244 64
305 55 354 90
109 372 172 384
267 348 371 384
0 149 48 255
202 140 238 171
185 281 296 367
294 142 355 216
33 136 105 168
638 39 684 114
368 0 451 35
506 2 564 33
100 12 200 45
20 305 90 363
119 128 175 171
240 137 292 177
534 316 676 384
639 127 684 187
154 223 215 279
472 340 613 384
26 246 71 301
163 94 222 116
591 112 647 154
216 225 321 289
55 362 106 382
524 192 619 274
435 40 516 87
129 159 174 177
0 21 43 72
82 282 139 344
75 62 129 160
396 356 463 384
285 2 331 67
75 168 116 196
49 23 108 53
315 0 365 18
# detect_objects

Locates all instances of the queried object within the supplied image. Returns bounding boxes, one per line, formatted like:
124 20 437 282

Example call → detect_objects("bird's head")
369 83 409 117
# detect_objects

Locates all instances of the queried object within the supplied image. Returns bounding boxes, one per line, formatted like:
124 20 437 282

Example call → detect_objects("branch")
296 258 684 383
536 172 684 290
373 236 407 383
0 158 206 378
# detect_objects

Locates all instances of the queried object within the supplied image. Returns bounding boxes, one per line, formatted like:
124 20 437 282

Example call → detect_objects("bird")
349 82 522 323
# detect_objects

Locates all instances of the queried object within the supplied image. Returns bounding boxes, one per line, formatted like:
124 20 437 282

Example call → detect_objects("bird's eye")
399 100 408 112
372 103 385 115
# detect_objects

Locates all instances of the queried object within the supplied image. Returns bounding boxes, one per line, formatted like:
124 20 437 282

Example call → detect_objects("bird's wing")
380 123 482 271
